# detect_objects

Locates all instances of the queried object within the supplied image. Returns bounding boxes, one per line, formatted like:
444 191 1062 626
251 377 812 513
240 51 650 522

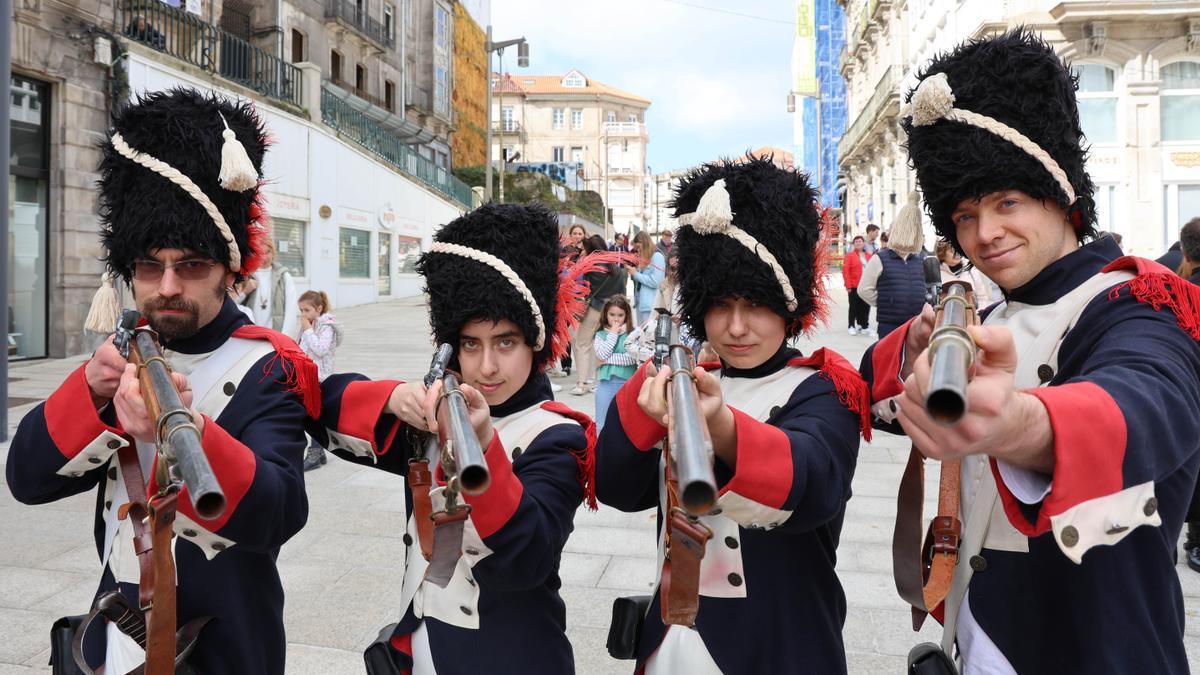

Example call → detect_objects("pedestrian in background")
592 295 638 431
858 193 925 338
297 289 343 471
864 223 880 253
935 239 994 307
630 230 666 325
656 228 673 257
842 235 872 335
572 235 627 396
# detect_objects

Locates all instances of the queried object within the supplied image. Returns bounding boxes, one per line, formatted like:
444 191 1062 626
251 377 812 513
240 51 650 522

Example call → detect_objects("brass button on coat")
1060 525 1079 547
1144 497 1158 517
223 382 237 396
1037 364 1055 383
969 555 987 572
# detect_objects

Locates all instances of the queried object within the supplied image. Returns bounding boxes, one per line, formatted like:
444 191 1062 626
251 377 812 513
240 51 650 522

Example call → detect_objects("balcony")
603 122 648 139
118 1 303 109
322 87 471 208
325 0 395 50
492 121 527 142
837 64 903 160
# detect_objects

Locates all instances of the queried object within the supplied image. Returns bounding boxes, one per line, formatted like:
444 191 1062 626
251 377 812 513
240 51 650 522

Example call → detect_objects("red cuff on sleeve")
44 362 125 458
339 379 403 454
991 383 1127 536
870 319 912 402
717 408 793 509
614 361 667 450
462 432 524 539
160 416 257 531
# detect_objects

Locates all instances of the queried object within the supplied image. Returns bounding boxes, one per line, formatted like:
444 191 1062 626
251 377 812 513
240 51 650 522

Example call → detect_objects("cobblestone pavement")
0 288 1196 673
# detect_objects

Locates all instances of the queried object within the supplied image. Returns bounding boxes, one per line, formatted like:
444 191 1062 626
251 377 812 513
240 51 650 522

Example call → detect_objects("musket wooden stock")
127 331 226 519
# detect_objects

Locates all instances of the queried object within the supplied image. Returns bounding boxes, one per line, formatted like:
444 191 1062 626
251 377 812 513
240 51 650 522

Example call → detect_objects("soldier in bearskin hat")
311 202 615 672
6 88 319 674
861 29 1200 672
595 156 872 673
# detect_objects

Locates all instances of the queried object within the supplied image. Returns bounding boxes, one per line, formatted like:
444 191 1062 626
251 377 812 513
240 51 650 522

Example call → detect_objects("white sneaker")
570 385 586 396
848 326 858 336
550 382 563 393
866 329 878 339
548 367 568 378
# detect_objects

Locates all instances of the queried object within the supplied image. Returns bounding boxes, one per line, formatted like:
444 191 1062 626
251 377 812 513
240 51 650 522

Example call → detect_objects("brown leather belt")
893 446 961 630
407 459 435 561
659 449 711 627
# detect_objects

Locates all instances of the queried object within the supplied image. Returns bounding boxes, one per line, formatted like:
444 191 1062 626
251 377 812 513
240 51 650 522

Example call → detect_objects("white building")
840 0 1200 257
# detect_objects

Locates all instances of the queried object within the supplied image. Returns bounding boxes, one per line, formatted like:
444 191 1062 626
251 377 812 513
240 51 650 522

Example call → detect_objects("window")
562 71 586 87
356 64 367 94
339 228 371 278
1072 64 1117 145
331 50 342 83
435 4 449 50
502 106 514 131
378 234 392 295
570 146 583 163
1161 61 1200 142
291 29 306 64
384 4 395 41
435 66 448 116
553 146 565 162
628 113 638 123
398 237 422 274
8 74 50 358
273 218 306 277
606 111 616 123
553 108 565 129
571 109 583 129
385 80 396 110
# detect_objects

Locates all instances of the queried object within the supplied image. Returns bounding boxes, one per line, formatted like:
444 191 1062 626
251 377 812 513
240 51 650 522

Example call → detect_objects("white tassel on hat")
84 273 121 334
680 178 735 235
217 112 258 192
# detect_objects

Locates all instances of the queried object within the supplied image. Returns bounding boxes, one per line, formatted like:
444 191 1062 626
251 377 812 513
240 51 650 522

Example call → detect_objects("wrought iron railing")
325 0 395 50
118 1 303 109
837 64 902 159
322 87 472 208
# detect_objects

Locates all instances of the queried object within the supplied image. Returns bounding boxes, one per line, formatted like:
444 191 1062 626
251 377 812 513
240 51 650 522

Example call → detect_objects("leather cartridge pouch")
50 615 86 675
362 623 403 675
607 595 652 660
908 642 959 675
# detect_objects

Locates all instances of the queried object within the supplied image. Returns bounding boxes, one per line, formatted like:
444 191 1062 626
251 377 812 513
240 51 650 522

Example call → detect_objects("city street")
0 288 1197 673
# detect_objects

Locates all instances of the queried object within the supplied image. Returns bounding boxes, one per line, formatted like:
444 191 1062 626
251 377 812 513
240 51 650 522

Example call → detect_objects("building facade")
451 2 487 168
839 0 1200 257
491 69 652 236
8 0 468 358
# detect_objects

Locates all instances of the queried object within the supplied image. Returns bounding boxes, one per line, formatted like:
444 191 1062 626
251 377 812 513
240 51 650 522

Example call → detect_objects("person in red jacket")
841 234 872 335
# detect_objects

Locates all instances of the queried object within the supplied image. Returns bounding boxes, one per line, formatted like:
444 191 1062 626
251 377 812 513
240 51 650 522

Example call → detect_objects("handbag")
50 615 86 675
606 595 651 660
908 642 958 675
363 623 403 675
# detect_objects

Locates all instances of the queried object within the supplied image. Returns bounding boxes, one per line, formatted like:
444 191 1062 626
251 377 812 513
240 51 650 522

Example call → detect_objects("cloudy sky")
491 0 797 175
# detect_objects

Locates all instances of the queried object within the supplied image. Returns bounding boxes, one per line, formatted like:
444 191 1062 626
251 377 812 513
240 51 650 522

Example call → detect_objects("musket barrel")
925 282 975 425
133 331 226 519
667 346 717 515
440 372 490 495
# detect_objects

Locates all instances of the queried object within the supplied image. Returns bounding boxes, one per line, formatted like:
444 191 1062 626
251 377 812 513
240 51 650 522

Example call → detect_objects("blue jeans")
636 309 652 326
594 376 627 431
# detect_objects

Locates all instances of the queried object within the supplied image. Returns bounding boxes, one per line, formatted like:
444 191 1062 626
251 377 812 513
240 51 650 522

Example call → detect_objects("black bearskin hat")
417 203 564 368
671 156 827 342
902 28 1097 253
98 88 269 281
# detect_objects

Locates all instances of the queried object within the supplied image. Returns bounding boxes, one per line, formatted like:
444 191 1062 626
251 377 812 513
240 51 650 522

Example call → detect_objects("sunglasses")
132 258 218 282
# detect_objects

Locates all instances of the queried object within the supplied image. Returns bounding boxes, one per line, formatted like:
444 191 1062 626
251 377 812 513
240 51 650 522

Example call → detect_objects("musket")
428 344 489 497
921 257 977 425
114 309 225 519
657 311 717 516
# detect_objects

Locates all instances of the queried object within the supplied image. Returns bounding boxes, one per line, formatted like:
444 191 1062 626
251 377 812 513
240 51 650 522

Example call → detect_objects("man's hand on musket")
113 364 204 443
900 305 936 381
896 325 1055 474
423 378 494 449
638 362 738 466
387 381 431 432
85 336 126 409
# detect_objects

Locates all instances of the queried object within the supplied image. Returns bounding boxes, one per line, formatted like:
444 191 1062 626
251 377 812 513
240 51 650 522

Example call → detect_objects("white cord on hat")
678 179 799 312
908 72 1077 205
110 132 243 272
429 242 547 351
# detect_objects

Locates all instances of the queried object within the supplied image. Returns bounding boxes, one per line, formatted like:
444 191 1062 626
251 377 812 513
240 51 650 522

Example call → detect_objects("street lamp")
484 27 530 204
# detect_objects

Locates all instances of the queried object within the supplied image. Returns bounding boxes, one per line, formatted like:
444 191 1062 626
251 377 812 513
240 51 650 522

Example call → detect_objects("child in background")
592 295 639 431
297 289 343 470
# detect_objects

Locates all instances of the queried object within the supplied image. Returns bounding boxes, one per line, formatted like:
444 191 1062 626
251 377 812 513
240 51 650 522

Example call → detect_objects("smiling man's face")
951 190 1078 291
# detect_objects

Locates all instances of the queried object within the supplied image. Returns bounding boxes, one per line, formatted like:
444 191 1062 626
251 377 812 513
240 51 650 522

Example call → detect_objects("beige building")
839 0 1200 258
491 69 652 236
